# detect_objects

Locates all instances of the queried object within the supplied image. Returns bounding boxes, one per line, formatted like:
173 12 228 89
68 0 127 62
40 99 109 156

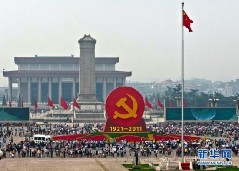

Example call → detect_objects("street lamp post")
175 96 181 107
233 97 239 114
194 93 197 107
236 98 239 112
209 93 219 107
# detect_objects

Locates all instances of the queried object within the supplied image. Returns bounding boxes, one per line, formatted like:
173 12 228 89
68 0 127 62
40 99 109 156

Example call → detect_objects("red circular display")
105 86 145 127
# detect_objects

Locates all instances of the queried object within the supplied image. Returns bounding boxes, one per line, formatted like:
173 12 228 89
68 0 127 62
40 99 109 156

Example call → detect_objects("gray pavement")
0 158 129 171
2 155 239 171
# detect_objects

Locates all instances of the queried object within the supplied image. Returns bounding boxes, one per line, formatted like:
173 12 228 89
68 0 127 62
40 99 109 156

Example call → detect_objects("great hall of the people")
3 35 132 105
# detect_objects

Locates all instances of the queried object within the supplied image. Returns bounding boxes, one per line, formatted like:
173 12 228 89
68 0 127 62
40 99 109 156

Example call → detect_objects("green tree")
165 86 174 98
173 84 181 107
187 89 199 107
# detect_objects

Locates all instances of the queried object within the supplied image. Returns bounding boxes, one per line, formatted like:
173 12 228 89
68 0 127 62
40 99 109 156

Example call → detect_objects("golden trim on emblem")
113 94 138 119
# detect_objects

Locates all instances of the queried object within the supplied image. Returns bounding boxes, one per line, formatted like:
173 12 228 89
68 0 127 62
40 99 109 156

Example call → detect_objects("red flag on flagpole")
47 97 54 108
21 98 24 107
183 10 193 32
157 99 164 110
206 101 209 107
73 98 80 109
61 97 68 110
183 99 186 108
34 100 38 112
9 100 12 107
169 99 174 107
145 98 153 109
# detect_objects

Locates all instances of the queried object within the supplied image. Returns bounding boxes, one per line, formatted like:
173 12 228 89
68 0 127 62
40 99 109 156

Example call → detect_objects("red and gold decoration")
51 86 202 142
104 86 146 132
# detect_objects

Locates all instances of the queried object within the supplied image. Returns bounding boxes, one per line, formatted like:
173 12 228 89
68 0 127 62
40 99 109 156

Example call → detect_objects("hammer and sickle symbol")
113 94 138 119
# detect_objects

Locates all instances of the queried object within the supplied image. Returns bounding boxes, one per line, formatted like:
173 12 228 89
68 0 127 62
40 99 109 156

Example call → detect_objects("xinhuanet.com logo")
197 148 232 166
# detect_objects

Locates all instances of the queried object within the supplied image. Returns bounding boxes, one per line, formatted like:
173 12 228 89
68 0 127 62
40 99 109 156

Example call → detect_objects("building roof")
14 57 119 64
3 70 132 78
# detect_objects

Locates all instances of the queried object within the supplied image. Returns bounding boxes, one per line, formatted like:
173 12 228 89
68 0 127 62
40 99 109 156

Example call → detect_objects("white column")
38 78 41 102
113 77 117 89
103 78 106 102
122 78 126 86
28 78 31 103
17 78 21 96
48 77 52 99
72 78 76 98
79 61 81 94
59 78 62 104
8 78 12 101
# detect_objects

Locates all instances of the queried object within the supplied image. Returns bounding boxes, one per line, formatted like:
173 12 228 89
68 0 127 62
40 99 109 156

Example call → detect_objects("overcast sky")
0 0 239 86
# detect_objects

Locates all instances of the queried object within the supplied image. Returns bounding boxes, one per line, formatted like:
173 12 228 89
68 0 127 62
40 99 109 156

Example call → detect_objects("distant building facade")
3 38 131 104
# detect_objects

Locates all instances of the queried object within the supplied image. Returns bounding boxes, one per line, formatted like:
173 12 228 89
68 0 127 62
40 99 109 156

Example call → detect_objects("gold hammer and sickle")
113 94 138 119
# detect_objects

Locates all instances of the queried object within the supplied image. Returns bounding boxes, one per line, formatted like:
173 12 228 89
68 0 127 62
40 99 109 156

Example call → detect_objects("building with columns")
3 37 131 105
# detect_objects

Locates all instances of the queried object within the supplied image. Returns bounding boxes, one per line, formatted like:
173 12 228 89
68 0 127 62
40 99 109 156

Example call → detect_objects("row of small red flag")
144 98 187 109
34 97 80 112
46 97 80 110
5 97 80 112
144 98 165 110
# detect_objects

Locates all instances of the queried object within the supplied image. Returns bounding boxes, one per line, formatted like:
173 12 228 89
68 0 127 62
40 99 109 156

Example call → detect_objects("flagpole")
181 2 185 162
52 107 54 118
163 98 166 118
72 100 75 127
60 105 62 125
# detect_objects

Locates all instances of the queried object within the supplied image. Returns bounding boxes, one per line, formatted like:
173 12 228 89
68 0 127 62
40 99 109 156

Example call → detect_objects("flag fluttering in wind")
183 99 186 108
34 99 38 112
157 99 164 110
206 101 209 107
169 99 174 107
145 97 153 109
47 97 54 108
9 100 12 107
61 97 68 110
183 10 193 32
73 98 80 109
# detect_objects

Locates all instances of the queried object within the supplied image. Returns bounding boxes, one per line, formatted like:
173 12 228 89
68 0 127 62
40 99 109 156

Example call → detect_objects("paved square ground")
2 156 239 171
0 158 129 171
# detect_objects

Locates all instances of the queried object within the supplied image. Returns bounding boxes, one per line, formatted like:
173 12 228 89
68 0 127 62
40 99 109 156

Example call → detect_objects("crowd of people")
1 122 239 160
149 122 239 139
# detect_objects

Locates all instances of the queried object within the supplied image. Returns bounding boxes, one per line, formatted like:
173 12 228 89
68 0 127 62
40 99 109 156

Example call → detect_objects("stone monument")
77 34 103 110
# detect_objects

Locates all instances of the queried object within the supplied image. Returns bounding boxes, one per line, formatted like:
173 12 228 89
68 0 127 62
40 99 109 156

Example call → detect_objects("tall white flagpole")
181 2 185 163
72 101 75 127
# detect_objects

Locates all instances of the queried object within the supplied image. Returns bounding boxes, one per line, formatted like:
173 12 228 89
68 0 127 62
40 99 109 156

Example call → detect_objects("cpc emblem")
114 94 138 119
105 87 144 126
